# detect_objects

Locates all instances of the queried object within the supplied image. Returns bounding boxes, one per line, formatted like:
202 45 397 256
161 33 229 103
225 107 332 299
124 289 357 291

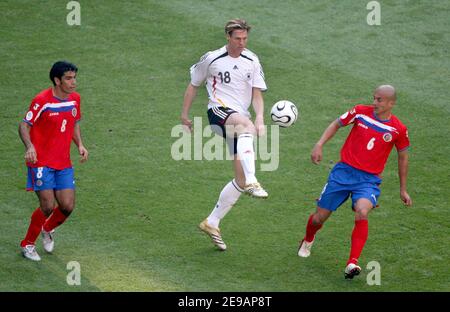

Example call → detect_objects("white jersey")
190 45 267 117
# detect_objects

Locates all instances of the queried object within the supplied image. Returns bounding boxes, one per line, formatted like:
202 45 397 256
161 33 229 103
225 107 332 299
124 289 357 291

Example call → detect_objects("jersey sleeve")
74 94 82 122
338 105 359 127
252 59 267 91
395 126 410 151
190 52 211 87
23 96 44 126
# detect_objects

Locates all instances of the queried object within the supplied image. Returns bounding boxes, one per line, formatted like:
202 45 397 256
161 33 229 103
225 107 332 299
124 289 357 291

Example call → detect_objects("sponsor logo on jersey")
36 180 43 187
358 122 368 129
49 112 59 116
383 133 393 142
246 72 251 80
233 65 238 70
33 103 40 110
26 111 33 121
72 107 77 117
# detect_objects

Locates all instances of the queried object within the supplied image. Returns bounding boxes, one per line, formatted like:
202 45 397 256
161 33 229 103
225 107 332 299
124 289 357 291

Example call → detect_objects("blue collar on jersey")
53 95 70 102
373 112 391 122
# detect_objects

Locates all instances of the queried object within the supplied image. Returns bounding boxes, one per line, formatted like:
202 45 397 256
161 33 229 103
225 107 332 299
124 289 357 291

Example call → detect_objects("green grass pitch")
0 0 449 291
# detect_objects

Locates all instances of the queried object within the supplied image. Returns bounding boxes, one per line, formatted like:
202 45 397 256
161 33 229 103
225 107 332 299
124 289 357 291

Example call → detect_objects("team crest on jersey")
246 72 251 80
36 180 43 187
383 133 393 142
26 111 33 121
72 107 77 117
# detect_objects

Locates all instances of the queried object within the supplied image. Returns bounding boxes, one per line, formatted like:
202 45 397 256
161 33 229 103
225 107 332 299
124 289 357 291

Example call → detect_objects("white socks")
237 133 257 185
206 133 257 229
207 180 243 228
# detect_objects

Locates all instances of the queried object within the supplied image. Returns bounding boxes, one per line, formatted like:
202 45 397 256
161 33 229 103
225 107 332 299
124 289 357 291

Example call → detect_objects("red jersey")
338 105 409 175
23 88 81 170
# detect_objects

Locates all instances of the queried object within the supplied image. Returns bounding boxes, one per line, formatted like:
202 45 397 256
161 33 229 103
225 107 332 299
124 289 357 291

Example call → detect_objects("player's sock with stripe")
207 179 243 229
237 133 257 185
42 206 69 232
21 207 46 247
347 219 369 265
304 214 323 242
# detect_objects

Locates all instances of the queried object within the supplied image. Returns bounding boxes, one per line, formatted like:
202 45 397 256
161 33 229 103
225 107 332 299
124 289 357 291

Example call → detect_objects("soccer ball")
270 100 298 127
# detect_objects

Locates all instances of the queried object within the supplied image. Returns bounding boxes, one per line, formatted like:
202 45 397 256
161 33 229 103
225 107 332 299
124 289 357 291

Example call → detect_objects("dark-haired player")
19 61 88 261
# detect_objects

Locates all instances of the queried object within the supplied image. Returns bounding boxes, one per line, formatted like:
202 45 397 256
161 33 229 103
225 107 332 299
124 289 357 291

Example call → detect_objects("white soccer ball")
270 100 298 127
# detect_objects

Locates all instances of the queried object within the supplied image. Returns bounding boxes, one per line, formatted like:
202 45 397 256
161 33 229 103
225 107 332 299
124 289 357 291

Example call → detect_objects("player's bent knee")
242 124 256 136
355 211 369 220
312 213 325 225
40 206 54 217
354 207 371 220
314 207 332 224
58 201 75 216
59 206 74 217
234 121 256 136
38 199 55 216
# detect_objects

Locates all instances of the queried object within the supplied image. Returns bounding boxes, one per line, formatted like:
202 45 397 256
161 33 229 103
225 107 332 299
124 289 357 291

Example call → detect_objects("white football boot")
298 239 314 257
244 182 268 199
344 263 362 279
22 244 41 261
41 228 55 253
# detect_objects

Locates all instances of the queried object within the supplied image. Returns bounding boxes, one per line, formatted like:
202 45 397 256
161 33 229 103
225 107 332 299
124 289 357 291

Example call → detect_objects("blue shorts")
317 162 381 211
26 167 75 191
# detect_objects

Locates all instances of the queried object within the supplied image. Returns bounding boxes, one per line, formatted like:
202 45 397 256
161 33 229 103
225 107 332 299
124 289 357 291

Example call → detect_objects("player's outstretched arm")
398 149 412 206
72 122 88 163
311 119 340 165
181 84 198 133
18 121 37 164
252 88 265 137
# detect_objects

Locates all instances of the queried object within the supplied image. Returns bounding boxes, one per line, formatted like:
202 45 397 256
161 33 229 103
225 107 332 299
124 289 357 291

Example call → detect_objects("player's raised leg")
226 113 267 198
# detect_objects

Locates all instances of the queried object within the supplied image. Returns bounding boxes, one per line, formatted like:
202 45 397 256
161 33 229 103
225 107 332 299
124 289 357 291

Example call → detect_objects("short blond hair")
225 19 251 36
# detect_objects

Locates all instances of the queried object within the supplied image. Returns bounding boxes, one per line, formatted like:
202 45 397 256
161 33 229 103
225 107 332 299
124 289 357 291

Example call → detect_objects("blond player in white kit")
181 19 268 251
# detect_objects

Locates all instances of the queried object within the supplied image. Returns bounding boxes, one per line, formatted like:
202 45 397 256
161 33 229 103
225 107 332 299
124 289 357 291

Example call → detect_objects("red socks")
347 219 369 265
302 214 369 265
304 214 323 242
21 208 46 247
43 207 68 232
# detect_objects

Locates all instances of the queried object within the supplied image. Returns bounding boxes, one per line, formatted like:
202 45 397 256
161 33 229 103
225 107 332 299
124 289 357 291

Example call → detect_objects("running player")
297 85 412 279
